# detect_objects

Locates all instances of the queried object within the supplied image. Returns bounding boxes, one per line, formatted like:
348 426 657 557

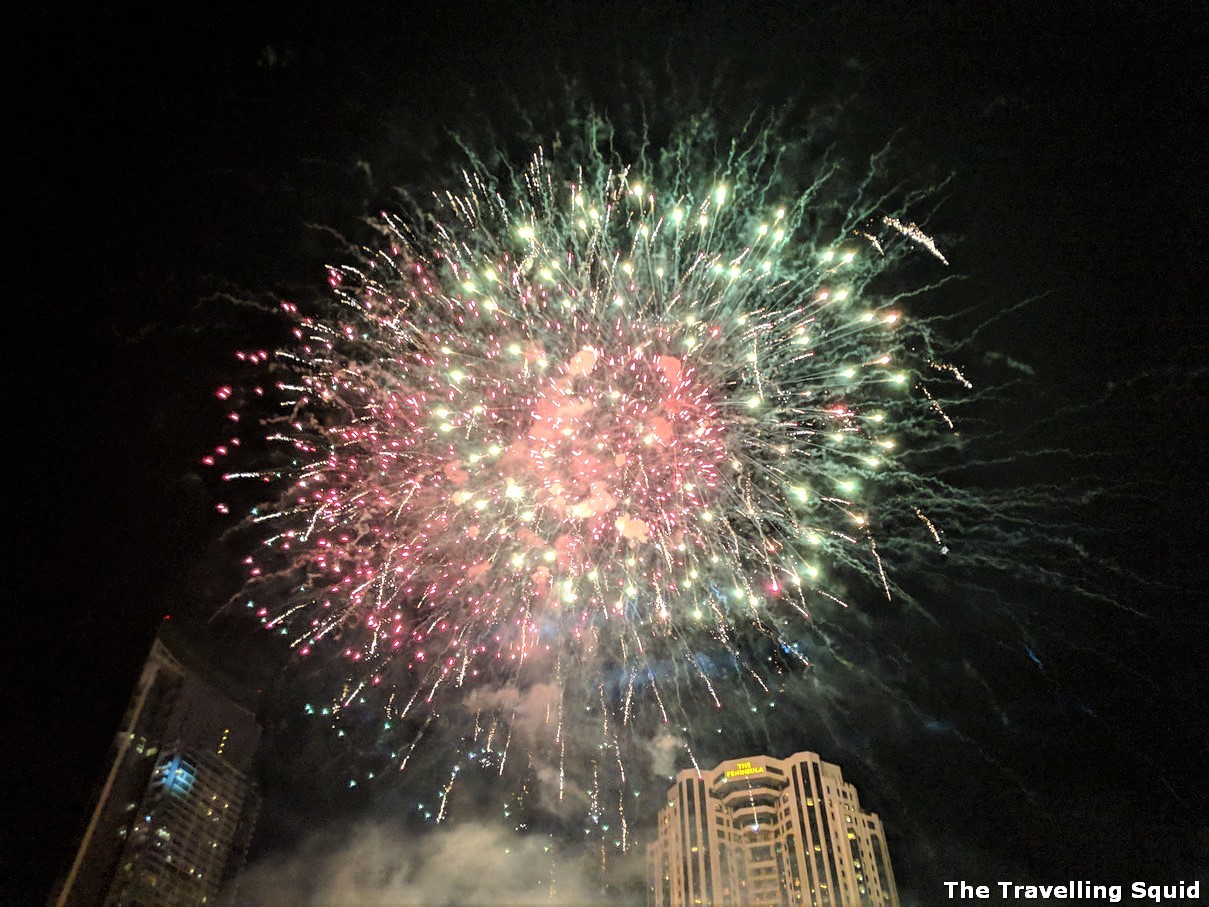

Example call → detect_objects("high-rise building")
51 630 262 907
646 751 899 907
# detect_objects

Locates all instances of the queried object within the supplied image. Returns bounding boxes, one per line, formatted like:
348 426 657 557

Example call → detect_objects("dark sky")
6 1 1207 904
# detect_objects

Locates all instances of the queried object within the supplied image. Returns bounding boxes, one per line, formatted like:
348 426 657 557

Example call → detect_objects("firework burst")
211 121 959 839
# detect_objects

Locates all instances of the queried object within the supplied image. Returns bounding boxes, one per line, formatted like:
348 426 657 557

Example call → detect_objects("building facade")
647 751 898 907
52 631 262 907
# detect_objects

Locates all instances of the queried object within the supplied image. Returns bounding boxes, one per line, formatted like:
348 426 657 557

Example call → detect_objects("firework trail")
210 118 964 843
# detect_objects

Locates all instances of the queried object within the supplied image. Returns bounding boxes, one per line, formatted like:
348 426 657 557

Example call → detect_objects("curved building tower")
646 751 898 907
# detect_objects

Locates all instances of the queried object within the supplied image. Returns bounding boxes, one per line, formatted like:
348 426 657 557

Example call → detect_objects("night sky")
7 2 1207 904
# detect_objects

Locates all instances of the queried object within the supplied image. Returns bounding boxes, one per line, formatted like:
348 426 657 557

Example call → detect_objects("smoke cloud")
233 819 617 905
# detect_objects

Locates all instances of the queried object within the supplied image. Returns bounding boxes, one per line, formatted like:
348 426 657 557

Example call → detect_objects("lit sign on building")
724 760 765 779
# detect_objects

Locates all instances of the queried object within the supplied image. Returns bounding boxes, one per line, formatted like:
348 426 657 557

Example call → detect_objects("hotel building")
646 750 898 907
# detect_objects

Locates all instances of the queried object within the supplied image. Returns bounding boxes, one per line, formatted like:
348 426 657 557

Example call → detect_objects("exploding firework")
210 119 962 840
